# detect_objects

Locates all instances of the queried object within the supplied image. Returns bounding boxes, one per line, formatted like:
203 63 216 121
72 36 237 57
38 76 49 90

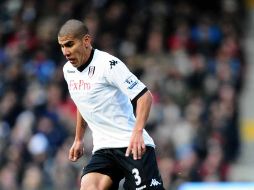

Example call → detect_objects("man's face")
58 35 88 68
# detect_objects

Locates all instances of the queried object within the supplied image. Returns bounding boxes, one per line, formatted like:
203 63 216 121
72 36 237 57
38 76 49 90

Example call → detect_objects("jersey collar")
77 48 95 72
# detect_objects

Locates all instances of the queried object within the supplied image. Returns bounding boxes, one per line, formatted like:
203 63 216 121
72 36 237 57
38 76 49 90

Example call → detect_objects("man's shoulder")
94 49 119 62
94 49 122 71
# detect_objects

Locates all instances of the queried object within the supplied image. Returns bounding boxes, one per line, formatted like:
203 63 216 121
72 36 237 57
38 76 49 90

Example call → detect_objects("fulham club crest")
88 66 95 78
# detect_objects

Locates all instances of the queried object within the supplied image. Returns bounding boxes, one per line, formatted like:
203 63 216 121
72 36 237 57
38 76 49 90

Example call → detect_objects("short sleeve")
105 58 146 100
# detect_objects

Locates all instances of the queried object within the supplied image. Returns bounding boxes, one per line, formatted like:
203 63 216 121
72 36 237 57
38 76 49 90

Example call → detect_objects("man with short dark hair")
58 19 164 190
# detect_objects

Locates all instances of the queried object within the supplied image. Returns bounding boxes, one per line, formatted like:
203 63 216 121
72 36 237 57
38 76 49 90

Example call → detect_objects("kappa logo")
150 179 161 187
109 60 118 69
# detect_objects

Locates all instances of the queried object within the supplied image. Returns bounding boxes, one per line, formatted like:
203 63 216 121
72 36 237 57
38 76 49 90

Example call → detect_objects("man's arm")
69 109 87 162
125 90 153 160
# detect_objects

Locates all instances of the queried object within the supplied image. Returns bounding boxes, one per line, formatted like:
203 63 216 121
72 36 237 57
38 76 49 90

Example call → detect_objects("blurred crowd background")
0 0 248 190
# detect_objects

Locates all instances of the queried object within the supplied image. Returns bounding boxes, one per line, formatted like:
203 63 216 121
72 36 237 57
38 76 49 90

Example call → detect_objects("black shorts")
82 146 164 190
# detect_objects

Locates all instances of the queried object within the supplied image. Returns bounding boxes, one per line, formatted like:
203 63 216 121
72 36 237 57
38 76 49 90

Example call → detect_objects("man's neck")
77 48 95 72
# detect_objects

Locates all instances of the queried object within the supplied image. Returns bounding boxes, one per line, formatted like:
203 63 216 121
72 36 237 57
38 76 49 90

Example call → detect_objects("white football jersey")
63 49 155 153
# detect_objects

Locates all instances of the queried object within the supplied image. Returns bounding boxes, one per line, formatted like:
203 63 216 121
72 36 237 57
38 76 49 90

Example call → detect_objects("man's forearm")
74 109 87 141
134 90 153 131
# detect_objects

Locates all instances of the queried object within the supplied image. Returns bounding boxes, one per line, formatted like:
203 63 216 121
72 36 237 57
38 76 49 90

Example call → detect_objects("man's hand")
125 129 146 160
69 140 84 162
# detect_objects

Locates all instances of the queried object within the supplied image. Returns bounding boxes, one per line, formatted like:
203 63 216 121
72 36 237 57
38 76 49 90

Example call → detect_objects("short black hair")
58 19 89 39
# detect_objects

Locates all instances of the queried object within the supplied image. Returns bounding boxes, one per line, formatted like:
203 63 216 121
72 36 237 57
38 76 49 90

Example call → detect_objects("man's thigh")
82 149 124 190
80 172 113 190
113 146 165 190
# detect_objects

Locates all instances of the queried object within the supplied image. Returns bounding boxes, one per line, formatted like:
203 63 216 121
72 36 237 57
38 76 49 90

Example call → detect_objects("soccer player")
58 19 164 190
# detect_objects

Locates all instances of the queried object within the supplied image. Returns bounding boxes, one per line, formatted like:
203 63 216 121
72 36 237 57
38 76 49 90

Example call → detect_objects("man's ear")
82 34 91 48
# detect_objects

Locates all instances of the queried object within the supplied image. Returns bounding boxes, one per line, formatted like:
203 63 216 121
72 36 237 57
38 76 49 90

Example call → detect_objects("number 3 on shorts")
132 168 141 185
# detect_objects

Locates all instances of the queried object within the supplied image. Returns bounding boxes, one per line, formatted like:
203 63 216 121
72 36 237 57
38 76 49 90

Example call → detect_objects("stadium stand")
0 0 249 189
